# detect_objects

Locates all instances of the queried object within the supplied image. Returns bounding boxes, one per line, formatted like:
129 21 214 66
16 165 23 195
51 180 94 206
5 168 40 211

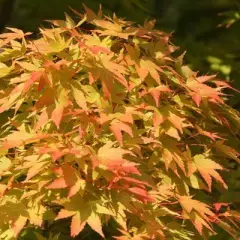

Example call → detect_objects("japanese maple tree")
0 5 240 240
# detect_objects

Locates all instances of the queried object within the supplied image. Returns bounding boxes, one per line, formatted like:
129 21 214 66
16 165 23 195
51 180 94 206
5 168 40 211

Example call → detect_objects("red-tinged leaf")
167 112 184 134
196 126 223 140
213 203 229 212
89 72 95 84
153 110 165 127
192 93 202 107
12 215 28 237
128 187 153 202
110 121 133 146
149 88 161 106
101 75 112 99
192 213 203 234
48 164 83 197
51 103 64 128
47 163 77 190
23 71 42 94
141 137 159 144
89 45 111 54
148 85 172 106
55 209 75 220
136 66 148 81
35 108 49 131
69 7 84 18
2 131 48 149
71 213 86 237
35 88 55 109
87 212 104 238
101 58 128 89
197 74 216 83
187 79 224 105
144 19 156 30
97 142 133 170
38 72 50 91
10 83 24 94
138 58 162 84
0 28 31 46
51 150 68 161
119 162 141 175
214 79 240 93
122 177 150 187
44 59 68 71
47 177 68 189
179 196 214 216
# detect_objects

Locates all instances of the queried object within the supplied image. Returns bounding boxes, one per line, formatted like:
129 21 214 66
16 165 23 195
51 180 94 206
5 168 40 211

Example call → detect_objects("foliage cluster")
0 6 240 240
3 0 240 111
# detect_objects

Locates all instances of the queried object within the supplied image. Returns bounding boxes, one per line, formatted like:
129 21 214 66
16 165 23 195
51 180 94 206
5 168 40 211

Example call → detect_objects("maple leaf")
23 70 51 94
34 88 55 109
110 120 133 146
35 108 49 131
135 57 162 84
97 142 132 169
213 79 240 93
56 195 104 238
116 161 141 176
1 130 48 149
12 215 28 237
196 74 216 83
164 122 181 140
186 77 224 106
195 125 223 140
47 163 84 198
27 203 46 227
160 138 186 175
71 85 88 111
188 154 227 191
51 88 70 128
87 212 104 237
98 54 128 96
92 17 136 39
179 195 215 234
17 61 39 72
167 111 185 134
71 213 86 237
80 84 100 103
79 3 102 22
213 202 229 212
51 102 64 129
128 187 154 203
213 140 240 163
148 85 172 106
0 28 31 47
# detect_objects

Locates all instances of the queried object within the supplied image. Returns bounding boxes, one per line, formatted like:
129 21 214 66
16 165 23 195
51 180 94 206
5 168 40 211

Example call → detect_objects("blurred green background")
1 0 239 108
